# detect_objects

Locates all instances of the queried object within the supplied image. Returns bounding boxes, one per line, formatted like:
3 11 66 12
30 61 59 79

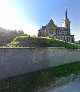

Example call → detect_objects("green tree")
17 30 25 36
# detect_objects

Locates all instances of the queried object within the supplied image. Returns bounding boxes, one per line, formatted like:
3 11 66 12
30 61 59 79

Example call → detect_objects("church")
38 9 74 43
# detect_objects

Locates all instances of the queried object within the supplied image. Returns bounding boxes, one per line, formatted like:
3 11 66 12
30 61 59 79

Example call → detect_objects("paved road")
39 78 80 92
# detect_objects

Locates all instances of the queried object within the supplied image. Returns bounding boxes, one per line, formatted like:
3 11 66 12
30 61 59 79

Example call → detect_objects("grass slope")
6 36 80 49
0 61 80 92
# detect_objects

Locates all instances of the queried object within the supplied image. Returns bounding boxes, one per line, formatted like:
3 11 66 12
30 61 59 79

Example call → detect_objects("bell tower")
62 9 71 33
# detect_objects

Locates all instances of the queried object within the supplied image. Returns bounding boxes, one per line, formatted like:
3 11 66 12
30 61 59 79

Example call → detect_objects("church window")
69 37 70 41
66 37 68 41
65 32 67 35
58 37 60 39
62 32 64 35
50 31 53 34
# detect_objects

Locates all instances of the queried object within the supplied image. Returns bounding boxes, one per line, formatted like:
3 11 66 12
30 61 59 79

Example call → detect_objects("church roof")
38 26 46 31
42 26 46 30
57 27 68 31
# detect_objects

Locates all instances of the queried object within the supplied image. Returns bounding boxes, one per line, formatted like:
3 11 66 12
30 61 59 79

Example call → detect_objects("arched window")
66 37 68 41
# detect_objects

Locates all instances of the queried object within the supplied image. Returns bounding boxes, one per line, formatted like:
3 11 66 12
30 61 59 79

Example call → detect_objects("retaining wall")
0 47 80 79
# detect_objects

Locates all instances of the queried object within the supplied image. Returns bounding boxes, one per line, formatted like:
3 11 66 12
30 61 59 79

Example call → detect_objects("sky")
0 0 80 40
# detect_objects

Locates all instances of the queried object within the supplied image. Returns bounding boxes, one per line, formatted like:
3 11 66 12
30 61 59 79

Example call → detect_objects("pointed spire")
65 8 67 20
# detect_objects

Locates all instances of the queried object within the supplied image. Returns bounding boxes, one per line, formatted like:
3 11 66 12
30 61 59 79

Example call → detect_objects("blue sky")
0 0 80 40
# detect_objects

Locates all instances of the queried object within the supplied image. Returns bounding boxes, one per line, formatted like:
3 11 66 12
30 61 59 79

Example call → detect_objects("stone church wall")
0 47 80 79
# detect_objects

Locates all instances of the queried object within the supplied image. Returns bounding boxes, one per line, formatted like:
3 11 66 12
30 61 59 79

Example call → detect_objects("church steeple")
62 9 71 31
65 9 67 20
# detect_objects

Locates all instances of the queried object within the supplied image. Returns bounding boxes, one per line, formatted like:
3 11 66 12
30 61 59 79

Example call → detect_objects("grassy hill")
6 36 80 49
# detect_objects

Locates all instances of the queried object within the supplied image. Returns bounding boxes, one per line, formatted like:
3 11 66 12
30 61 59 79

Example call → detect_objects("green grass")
0 61 80 92
5 36 80 49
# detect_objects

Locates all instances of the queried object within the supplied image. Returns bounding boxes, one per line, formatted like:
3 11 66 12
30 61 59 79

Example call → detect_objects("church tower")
38 9 74 43
62 9 71 34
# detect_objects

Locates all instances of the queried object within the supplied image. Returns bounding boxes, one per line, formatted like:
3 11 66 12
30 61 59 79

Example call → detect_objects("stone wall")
0 47 80 79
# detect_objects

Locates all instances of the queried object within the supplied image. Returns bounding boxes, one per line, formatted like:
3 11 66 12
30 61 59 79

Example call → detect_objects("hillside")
6 36 80 49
